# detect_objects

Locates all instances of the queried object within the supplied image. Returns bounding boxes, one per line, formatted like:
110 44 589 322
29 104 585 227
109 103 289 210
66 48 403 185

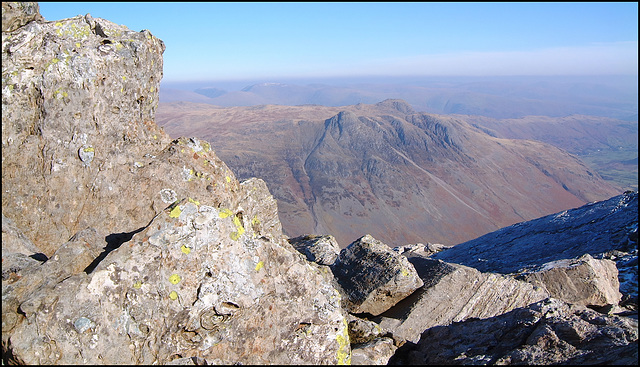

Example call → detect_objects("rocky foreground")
2 3 638 365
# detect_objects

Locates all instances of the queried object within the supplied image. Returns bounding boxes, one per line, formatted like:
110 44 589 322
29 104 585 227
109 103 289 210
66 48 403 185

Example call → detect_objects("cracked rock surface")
2 3 350 364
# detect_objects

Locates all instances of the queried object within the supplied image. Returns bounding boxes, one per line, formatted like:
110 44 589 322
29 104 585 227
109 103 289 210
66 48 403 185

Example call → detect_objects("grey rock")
2 4 168 257
348 314 384 344
1 2 43 32
289 234 341 266
2 4 351 365
432 191 638 311
517 253 622 307
331 234 424 316
351 337 397 365
376 256 549 343
432 192 638 274
399 298 638 365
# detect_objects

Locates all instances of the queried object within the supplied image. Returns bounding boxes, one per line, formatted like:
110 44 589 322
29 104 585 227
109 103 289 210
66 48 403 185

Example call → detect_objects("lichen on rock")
1 3 350 364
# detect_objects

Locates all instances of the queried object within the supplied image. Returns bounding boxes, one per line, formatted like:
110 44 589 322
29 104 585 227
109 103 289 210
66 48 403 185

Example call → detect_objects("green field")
578 148 638 191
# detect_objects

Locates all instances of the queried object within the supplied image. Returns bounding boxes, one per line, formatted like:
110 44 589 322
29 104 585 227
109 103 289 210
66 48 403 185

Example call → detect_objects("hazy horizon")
39 2 638 82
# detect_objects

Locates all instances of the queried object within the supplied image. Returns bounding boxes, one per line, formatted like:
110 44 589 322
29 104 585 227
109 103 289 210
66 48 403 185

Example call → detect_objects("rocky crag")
2 3 637 365
2 3 349 364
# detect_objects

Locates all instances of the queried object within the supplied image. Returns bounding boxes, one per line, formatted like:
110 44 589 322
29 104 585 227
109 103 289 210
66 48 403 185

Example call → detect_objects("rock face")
330 234 424 316
2 4 351 364
375 256 550 343
396 298 638 365
517 254 621 307
432 191 638 305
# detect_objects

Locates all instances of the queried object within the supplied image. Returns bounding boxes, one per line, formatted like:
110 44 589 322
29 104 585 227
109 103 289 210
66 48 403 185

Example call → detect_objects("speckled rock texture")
394 298 638 365
2 3 350 364
517 253 622 307
330 234 424 316
376 256 550 344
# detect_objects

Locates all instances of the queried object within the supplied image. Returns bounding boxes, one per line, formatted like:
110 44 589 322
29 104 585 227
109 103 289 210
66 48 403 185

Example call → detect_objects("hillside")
156 100 622 247
466 114 638 190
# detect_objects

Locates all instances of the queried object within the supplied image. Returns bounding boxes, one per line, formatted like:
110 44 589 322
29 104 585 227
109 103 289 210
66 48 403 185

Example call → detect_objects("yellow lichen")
218 208 233 218
181 245 191 255
83 147 94 152
225 176 231 183
169 274 181 285
169 205 182 218
188 197 200 206
255 261 264 271
133 280 142 289
169 291 178 300
400 268 410 277
336 318 351 365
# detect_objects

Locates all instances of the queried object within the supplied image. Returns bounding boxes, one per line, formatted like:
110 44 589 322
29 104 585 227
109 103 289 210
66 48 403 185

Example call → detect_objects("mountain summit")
157 99 621 247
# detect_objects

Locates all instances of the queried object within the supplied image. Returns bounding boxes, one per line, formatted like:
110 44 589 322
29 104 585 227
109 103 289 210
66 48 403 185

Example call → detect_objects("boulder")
330 234 424 316
2 3 169 256
2 4 351 364
376 256 549 343
289 234 341 266
517 253 622 307
351 337 397 365
397 298 638 365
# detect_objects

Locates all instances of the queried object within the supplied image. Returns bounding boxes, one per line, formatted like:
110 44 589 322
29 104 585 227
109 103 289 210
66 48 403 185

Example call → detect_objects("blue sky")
39 2 638 82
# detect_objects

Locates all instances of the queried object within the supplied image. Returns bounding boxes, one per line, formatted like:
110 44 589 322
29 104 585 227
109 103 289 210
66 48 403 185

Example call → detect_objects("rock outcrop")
2 4 350 364
375 256 550 343
517 254 622 307
289 234 341 266
432 191 638 306
394 298 638 365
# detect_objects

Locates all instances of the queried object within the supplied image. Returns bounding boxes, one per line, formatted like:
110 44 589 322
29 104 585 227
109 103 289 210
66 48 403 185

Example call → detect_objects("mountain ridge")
156 99 622 247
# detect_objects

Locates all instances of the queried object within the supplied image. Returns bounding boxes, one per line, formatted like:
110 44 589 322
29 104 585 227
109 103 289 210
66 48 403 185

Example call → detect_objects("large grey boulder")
517 253 622 307
331 234 424 316
376 256 549 343
2 2 169 257
2 4 351 364
399 298 638 365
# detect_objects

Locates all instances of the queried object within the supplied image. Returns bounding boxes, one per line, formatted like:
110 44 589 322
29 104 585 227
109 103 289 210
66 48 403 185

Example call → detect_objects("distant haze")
38 2 638 82
160 75 638 121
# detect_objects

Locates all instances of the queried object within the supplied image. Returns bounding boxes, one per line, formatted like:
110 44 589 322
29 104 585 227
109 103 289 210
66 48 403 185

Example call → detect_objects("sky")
38 2 638 82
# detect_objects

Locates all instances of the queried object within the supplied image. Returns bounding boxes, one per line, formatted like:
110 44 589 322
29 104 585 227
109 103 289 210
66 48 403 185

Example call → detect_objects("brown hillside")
156 100 621 247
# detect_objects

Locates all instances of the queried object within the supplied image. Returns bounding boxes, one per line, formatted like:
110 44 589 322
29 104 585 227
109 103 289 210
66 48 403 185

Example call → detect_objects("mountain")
156 100 622 247
3 3 637 365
